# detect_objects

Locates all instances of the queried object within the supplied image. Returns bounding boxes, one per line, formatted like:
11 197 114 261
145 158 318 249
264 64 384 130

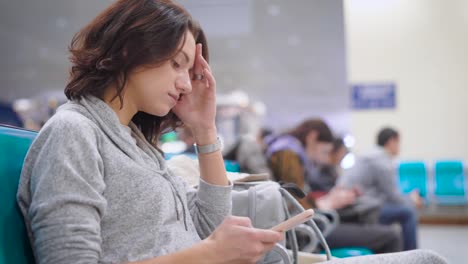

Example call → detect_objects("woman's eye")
172 60 181 69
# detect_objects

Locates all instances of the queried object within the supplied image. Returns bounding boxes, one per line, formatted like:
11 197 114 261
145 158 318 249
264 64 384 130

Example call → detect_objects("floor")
419 224 468 264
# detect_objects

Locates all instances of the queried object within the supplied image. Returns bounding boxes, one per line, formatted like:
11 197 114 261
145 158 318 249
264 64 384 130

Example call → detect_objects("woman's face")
305 132 333 164
329 145 347 166
125 31 196 117
313 142 333 164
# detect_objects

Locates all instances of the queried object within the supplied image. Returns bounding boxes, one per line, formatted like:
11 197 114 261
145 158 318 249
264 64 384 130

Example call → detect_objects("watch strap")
194 137 222 155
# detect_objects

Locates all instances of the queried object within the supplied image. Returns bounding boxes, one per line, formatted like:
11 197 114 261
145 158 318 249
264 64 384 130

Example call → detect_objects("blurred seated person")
258 127 274 152
266 119 402 253
223 129 272 175
310 138 382 224
0 101 24 127
310 137 348 193
339 127 422 251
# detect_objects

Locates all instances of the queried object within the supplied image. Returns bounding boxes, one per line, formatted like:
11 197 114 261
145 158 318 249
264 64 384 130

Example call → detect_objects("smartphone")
271 209 315 232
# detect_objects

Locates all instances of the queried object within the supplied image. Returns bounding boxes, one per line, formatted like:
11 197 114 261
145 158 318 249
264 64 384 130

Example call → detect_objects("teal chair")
322 247 374 258
224 159 241 172
434 160 467 205
398 161 428 198
0 125 37 264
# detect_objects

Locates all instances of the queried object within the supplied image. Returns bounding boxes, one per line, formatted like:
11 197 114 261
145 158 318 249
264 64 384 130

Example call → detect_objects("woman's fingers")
192 43 203 76
203 68 216 90
224 215 253 228
253 229 284 243
197 50 212 73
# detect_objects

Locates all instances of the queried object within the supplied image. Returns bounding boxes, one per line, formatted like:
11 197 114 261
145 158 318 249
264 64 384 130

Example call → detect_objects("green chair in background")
434 160 467 205
398 161 428 199
322 247 374 258
0 125 36 264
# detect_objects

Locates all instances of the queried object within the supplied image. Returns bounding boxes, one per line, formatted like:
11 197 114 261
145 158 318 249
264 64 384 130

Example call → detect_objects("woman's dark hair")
377 127 399 147
65 0 208 147
288 119 333 147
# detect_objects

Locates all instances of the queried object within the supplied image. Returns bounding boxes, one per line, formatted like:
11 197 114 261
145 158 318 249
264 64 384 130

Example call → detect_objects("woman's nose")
176 74 192 94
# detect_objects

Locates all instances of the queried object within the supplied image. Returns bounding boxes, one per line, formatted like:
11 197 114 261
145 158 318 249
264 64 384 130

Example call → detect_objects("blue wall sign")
352 83 396 109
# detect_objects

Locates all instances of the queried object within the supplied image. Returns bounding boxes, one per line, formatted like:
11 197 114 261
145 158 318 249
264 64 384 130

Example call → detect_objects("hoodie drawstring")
169 184 188 231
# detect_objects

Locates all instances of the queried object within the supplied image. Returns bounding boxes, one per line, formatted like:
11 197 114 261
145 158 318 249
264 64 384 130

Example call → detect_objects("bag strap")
279 188 332 261
282 198 298 264
248 184 292 264
248 186 257 226
270 243 291 264
279 181 306 198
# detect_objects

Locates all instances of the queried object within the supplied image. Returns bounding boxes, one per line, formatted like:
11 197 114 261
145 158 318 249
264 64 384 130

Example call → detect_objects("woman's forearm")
192 126 229 186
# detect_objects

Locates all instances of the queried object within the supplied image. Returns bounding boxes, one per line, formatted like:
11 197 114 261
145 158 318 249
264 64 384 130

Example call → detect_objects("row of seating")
0 124 375 262
2 123 464 263
398 161 467 205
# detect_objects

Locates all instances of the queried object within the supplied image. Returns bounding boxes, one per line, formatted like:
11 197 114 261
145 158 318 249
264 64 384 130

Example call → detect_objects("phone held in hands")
271 209 315 232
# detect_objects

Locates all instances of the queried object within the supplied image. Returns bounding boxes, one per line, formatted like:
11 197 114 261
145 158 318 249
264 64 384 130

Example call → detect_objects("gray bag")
232 181 331 264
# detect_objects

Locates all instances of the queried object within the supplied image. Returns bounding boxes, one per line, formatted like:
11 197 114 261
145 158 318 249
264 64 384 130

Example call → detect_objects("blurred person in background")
223 129 272 175
310 137 349 192
0 101 24 127
266 119 402 254
266 119 333 197
311 138 382 225
339 127 422 251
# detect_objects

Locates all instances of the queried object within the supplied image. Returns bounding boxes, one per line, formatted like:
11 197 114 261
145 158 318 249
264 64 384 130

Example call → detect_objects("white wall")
345 0 468 163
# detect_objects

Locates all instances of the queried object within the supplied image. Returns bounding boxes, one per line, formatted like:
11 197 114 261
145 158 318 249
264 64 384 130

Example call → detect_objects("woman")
313 138 348 193
17 1 282 263
17 0 447 263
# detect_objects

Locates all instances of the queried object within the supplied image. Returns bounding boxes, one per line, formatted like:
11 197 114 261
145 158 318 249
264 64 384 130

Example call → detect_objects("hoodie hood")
58 95 188 230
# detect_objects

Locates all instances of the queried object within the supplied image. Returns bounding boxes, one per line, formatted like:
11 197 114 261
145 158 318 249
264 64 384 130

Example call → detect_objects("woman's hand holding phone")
271 209 315 232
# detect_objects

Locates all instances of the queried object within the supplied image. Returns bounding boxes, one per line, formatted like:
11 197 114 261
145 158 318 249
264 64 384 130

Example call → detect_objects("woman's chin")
142 108 170 117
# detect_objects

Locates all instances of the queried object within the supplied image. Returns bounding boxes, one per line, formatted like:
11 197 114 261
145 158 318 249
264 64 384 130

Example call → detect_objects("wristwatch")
194 137 222 155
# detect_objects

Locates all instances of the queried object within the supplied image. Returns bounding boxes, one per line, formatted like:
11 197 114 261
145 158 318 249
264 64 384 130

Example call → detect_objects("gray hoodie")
17 95 232 264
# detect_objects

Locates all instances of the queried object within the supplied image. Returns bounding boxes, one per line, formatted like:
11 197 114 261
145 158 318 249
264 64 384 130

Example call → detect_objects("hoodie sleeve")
184 178 232 239
18 114 107 264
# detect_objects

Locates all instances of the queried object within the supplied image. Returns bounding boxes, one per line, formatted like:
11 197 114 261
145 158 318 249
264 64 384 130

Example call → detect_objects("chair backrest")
398 161 428 197
0 125 37 264
434 160 465 196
